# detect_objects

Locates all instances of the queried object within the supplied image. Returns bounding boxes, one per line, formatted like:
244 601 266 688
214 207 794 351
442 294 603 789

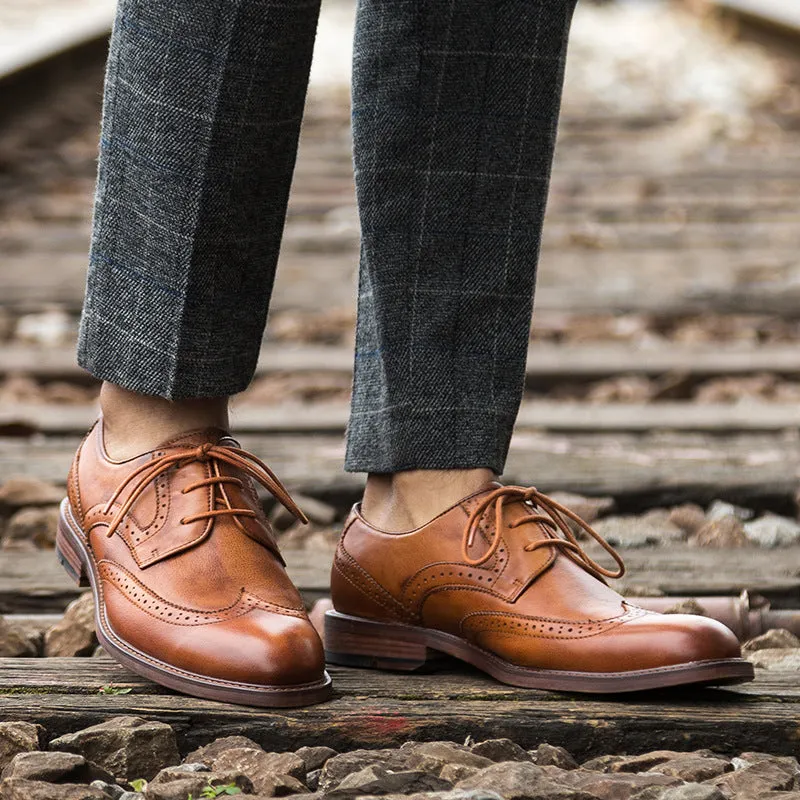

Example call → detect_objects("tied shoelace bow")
462 485 625 581
102 442 308 541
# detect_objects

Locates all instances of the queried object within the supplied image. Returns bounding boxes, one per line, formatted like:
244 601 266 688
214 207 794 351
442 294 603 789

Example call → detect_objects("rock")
379 792 504 800
295 746 337 772
744 629 800 652
1 751 113 784
746 648 800 670
0 721 44 770
0 478 63 510
269 494 336 529
632 785 726 800
545 492 615 531
667 504 706 536
90 780 127 799
0 778 107 799
560 769 681 799
148 765 211 782
711 756 799 797
662 599 706 616
458 763 596 800
50 716 180 782
647 756 731 782
44 593 97 657
144 770 253 800
0 615 39 657
118 794 144 800
184 736 263 766
4 506 59 548
329 764 451 796
744 514 800 547
406 742 492 775
211 747 307 791
305 768 321 791
705 501 754 522
318 749 413 792
691 516 748 548
439 764 481 783
593 511 686 549
529 744 578 770
470 740 530 763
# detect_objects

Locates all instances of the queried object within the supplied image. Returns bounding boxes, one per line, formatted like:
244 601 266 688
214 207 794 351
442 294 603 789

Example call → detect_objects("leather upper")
331 484 743 673
68 421 325 687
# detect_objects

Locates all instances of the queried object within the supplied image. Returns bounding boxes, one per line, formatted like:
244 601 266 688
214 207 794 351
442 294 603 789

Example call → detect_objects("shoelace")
462 485 625 580
102 442 308 541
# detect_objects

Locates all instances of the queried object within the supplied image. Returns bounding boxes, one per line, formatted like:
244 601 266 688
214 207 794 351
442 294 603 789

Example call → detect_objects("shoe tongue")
159 427 237 450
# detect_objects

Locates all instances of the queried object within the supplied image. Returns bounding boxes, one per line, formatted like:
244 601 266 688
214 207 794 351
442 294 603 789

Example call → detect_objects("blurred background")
3 0 800 638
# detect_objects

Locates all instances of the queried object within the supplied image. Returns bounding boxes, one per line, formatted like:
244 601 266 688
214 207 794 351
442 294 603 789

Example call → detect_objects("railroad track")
2 0 800 757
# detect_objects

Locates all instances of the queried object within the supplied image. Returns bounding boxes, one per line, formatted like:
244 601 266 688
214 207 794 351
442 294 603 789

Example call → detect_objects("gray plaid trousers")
78 0 576 475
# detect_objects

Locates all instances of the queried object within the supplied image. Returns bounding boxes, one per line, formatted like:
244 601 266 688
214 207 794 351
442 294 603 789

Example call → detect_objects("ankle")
361 468 496 531
100 382 230 460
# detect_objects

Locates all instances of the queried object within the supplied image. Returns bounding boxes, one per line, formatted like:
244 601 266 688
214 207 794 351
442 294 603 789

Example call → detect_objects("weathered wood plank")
3 342 800 382
1 431 798 505
0 659 792 758
4 543 800 614
4 401 800 436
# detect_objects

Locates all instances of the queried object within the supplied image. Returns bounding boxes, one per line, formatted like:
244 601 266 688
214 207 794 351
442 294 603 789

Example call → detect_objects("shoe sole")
324 609 755 693
56 499 333 708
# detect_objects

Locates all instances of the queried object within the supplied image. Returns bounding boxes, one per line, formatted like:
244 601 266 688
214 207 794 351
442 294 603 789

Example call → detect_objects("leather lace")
462 485 625 581
102 442 308 540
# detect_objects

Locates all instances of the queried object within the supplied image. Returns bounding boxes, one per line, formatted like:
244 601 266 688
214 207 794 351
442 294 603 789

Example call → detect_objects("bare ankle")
100 382 230 460
361 468 496 531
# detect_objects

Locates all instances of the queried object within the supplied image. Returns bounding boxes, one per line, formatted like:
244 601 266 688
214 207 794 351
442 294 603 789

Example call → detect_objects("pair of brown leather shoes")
57 423 753 707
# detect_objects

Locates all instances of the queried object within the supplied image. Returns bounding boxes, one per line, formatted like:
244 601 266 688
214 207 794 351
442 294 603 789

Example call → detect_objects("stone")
744 514 800 547
305 769 321 791
746 648 800 670
295 746 337 772
269 494 336 529
0 615 38 657
381 792 504 800
0 778 107 799
546 492 615 529
1 751 113 784
744 629 800 652
667 504 706 536
318 749 413 792
184 736 263 766
705 501 754 522
458 762 596 800
90 781 126 799
662 599 706 616
593 511 686 548
691 516 748 548
529 744 578 770
329 764 451 796
470 739 531 763
44 593 97 657
0 721 44 770
560 770 681 799
582 752 716 774
144 771 253 800
711 757 799 797
211 747 307 791
632 785 726 800
4 506 59 548
440 764 481 783
406 742 493 775
148 765 211 782
118 794 144 800
0 478 62 509
647 756 731 782
50 716 180 782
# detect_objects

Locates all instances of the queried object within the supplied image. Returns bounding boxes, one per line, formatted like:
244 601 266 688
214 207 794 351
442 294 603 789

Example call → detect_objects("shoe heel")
324 610 445 672
56 511 90 588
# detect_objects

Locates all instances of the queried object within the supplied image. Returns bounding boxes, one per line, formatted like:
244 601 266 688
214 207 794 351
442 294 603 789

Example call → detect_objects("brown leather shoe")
56 420 331 707
326 484 754 692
